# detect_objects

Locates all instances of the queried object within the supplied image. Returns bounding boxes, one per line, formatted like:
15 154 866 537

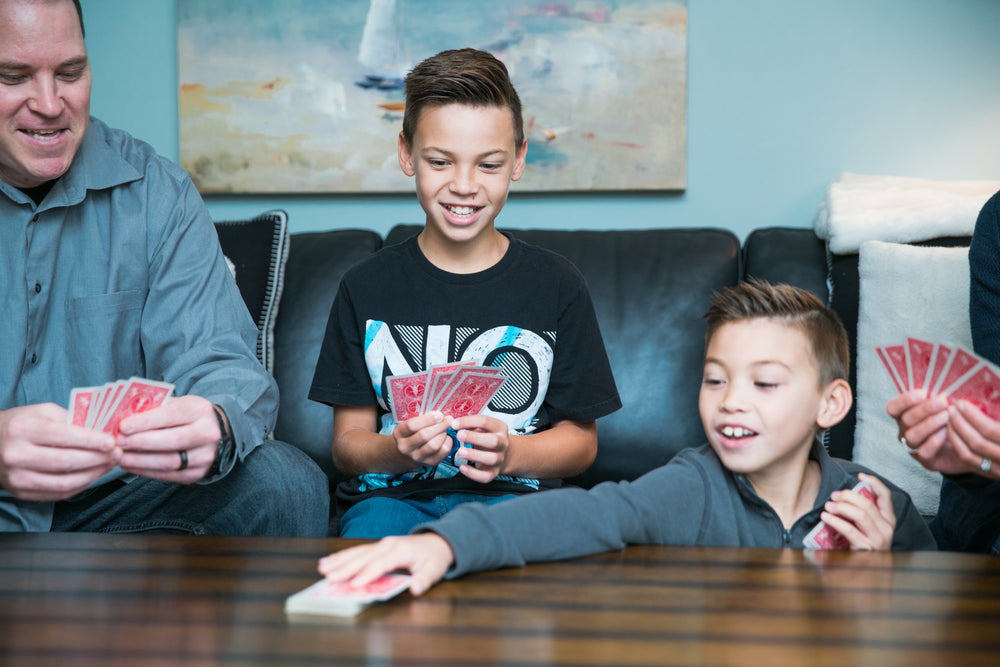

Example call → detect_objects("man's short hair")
73 0 84 37
704 280 850 386
401 48 524 150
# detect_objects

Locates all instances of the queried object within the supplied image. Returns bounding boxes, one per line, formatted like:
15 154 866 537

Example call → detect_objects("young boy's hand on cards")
318 533 455 597
392 411 453 467
818 474 896 551
450 414 511 482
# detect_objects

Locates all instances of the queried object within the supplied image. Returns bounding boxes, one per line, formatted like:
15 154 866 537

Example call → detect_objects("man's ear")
817 378 853 430
398 131 415 176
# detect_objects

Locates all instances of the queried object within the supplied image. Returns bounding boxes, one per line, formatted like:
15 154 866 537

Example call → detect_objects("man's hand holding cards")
877 337 1000 420
68 377 174 436
883 337 1000 477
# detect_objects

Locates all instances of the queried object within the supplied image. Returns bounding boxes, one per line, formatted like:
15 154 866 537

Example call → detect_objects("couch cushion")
826 235 970 459
214 210 289 374
272 229 383 482
742 227 829 303
855 241 971 516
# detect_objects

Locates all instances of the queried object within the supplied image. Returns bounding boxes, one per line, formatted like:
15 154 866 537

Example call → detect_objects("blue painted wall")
84 0 1000 238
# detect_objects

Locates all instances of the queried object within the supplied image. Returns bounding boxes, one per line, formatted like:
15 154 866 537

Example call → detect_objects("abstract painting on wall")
178 0 687 193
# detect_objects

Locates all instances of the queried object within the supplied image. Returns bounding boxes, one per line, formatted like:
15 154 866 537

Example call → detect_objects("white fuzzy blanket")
814 173 1000 254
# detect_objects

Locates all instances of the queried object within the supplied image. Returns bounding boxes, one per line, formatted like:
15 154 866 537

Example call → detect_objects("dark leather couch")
271 224 830 529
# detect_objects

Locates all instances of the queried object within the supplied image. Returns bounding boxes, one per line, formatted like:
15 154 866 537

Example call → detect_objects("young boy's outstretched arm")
320 453 710 595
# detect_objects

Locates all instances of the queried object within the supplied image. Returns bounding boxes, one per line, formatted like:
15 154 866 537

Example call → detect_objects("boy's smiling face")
399 103 526 254
699 318 846 482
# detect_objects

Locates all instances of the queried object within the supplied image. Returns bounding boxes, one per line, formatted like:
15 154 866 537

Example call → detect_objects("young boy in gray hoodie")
318 281 936 596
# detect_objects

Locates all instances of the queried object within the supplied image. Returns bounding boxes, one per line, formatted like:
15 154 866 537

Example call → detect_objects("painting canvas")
178 0 687 193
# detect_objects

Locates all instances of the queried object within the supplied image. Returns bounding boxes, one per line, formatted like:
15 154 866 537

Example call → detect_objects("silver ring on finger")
177 449 189 471
981 457 992 474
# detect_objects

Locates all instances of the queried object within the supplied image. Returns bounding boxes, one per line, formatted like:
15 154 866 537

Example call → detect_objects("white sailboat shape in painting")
356 0 405 90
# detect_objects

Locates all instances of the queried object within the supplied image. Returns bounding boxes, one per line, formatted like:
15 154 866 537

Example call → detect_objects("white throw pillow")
855 240 971 516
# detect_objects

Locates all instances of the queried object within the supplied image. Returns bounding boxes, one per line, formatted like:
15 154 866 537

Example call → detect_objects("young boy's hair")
704 280 850 386
401 48 524 150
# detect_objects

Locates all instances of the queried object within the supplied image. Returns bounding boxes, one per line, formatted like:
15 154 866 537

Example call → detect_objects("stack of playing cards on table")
803 480 876 550
67 377 174 436
386 360 507 421
876 337 1000 420
284 574 412 618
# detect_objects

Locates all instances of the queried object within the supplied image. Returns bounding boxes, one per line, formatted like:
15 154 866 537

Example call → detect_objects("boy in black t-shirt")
309 48 621 537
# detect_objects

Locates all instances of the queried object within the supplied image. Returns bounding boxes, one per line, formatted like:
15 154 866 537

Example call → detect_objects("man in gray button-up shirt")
0 0 328 534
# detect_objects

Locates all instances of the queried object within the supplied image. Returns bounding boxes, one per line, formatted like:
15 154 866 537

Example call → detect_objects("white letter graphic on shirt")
363 321 553 434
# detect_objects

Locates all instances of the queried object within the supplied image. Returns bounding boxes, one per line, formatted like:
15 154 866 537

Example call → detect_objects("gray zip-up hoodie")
422 440 937 578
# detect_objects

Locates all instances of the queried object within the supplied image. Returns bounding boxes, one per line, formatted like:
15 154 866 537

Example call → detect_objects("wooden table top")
1 532 999 666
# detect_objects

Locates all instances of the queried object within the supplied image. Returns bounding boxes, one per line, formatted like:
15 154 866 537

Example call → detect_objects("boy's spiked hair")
704 280 850 386
401 48 524 150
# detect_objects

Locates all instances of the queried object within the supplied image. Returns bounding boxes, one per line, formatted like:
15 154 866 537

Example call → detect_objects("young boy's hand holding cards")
802 475 895 551
386 361 506 422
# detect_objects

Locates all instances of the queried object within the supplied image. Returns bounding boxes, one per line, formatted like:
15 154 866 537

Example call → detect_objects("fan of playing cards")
876 337 1000 420
67 377 174 436
387 361 507 421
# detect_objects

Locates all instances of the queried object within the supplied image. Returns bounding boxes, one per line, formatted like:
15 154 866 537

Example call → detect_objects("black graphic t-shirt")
309 233 621 502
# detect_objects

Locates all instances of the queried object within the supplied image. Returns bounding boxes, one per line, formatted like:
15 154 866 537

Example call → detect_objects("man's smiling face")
0 0 91 189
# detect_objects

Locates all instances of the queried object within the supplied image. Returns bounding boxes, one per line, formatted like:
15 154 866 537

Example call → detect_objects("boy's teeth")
447 205 475 216
722 426 753 438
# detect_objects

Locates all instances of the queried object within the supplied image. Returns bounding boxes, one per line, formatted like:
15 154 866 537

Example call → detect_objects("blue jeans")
51 441 330 536
339 493 517 538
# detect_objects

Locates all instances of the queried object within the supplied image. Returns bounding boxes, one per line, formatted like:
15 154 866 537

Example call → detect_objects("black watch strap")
207 404 236 478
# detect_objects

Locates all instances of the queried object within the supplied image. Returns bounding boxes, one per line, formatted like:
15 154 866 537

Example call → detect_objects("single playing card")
875 346 907 394
803 480 876 550
430 365 504 412
435 372 506 418
386 371 430 421
906 337 935 391
94 380 126 431
934 346 982 396
883 344 910 392
925 343 952 396
100 377 173 436
68 387 96 426
946 363 1000 421
85 383 111 429
425 361 476 411
284 573 412 618
427 369 459 412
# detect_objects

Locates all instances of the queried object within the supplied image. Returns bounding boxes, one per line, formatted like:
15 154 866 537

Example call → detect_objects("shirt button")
31 353 37 364
34 282 41 293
